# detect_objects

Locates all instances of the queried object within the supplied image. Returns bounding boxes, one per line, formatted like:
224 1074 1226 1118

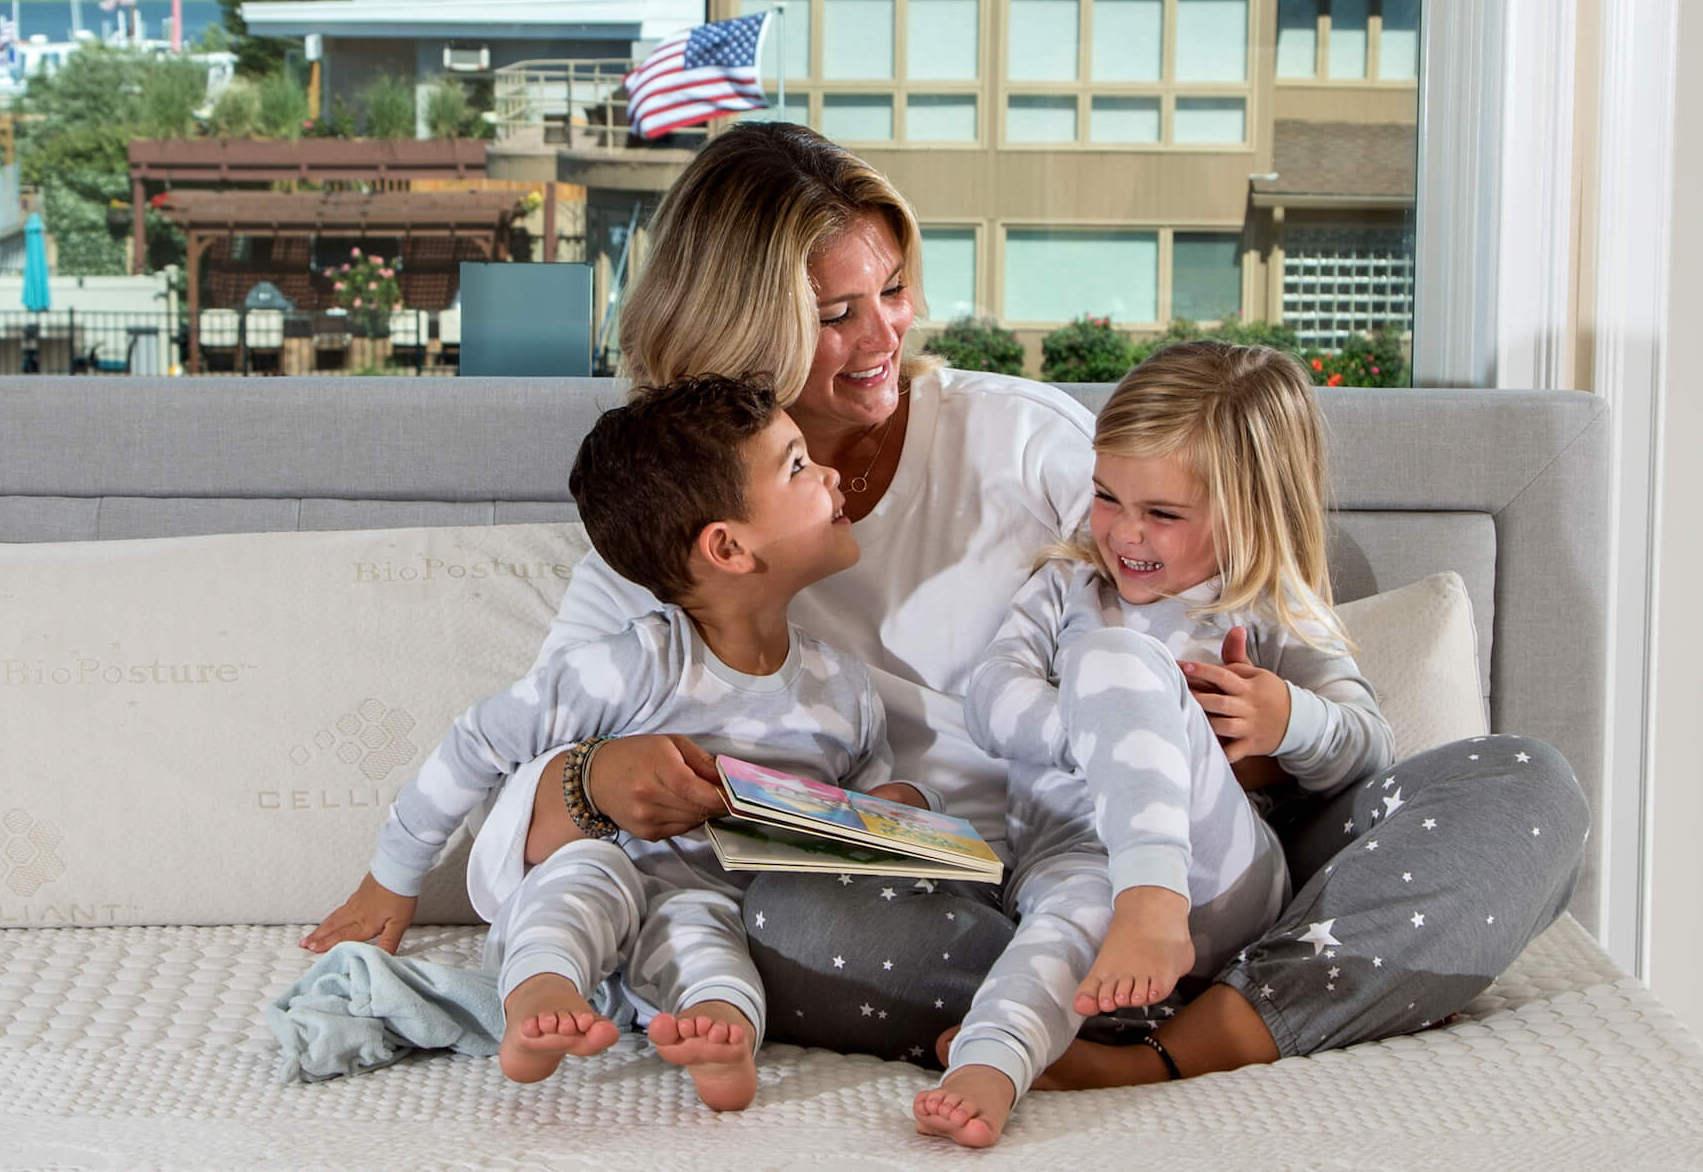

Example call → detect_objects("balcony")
489 58 709 192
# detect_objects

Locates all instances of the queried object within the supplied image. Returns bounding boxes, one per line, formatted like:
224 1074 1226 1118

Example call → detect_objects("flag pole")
773 5 785 115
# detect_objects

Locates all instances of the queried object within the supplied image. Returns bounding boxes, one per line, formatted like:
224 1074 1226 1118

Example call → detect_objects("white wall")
0 273 172 315
1646 0 1703 1040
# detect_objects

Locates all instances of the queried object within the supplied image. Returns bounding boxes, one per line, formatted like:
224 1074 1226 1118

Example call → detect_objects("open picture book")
704 755 1004 883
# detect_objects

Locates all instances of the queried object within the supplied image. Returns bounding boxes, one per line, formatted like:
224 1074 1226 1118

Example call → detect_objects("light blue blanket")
267 941 504 1082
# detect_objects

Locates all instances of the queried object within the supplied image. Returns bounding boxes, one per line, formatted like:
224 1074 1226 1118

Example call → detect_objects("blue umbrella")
22 212 50 312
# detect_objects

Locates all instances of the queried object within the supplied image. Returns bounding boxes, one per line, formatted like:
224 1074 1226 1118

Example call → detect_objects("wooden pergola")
156 189 524 373
128 138 491 273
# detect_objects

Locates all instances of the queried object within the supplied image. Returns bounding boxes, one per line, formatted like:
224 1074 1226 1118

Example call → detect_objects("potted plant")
322 247 402 338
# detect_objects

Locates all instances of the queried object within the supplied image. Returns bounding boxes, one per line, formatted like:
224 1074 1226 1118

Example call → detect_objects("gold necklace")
846 413 897 494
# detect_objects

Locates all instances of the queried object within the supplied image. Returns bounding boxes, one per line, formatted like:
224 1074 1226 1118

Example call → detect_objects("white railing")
492 58 711 152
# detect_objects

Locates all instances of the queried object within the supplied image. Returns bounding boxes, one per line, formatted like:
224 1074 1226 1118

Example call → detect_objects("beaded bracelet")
560 737 619 839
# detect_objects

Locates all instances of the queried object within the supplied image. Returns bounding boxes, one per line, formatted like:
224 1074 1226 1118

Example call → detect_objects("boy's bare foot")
1075 886 1195 1015
647 1000 758 1112
913 1065 1017 1149
498 973 620 1083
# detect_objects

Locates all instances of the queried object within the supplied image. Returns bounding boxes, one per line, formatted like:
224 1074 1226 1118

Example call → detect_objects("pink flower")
380 268 394 279
333 280 345 292
351 247 363 258
371 256 385 267
1371 365 1381 374
340 263 350 273
367 281 378 291
353 297 363 308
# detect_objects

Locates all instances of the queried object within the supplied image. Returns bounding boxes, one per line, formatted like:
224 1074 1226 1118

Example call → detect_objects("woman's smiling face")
793 211 916 435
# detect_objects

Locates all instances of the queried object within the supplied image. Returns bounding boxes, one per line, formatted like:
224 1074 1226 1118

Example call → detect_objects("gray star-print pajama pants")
743 734 1588 1069
485 838 765 1046
946 626 1288 1097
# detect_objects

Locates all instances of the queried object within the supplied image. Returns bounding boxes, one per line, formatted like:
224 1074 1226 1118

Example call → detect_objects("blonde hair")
618 122 937 405
1068 340 1346 648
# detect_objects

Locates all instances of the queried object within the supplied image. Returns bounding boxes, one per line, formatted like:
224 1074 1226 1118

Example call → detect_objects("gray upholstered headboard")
0 377 1610 928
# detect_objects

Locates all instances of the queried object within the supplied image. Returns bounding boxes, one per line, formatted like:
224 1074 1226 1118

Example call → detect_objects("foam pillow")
1337 571 1489 761
0 522 587 928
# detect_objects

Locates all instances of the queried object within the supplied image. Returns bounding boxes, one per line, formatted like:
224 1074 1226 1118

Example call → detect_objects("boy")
332 375 932 1110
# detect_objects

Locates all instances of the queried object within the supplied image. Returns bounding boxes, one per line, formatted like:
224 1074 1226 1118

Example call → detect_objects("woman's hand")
585 734 728 840
300 872 417 954
866 781 930 809
1179 626 1291 763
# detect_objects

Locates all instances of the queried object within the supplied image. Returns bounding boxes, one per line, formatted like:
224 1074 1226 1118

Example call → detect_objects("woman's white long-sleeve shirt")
532 366 1096 846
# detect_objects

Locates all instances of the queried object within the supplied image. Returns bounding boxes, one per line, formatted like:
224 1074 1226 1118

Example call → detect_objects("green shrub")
139 57 207 138
1040 315 1134 383
360 74 417 139
256 72 310 139
922 316 1025 376
424 79 471 139
1303 326 1410 388
306 95 358 139
208 80 260 137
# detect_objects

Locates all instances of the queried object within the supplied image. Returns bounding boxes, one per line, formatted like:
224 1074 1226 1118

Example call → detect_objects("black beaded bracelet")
560 737 619 839
1140 1032 1183 1080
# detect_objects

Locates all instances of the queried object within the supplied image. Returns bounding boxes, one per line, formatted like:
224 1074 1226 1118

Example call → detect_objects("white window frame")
1418 0 1680 975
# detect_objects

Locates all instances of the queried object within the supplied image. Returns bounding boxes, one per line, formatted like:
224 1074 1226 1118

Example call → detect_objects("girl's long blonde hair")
618 122 937 405
1077 340 1346 648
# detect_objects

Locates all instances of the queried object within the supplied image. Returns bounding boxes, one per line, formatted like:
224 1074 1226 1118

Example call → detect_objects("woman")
310 123 1588 1121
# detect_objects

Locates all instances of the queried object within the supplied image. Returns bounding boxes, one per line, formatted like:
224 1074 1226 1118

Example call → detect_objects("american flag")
623 12 773 141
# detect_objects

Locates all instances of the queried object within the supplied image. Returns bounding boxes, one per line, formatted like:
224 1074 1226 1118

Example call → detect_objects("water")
8 0 224 46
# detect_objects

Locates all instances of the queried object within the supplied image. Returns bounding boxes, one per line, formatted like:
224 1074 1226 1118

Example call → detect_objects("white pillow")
0 522 587 929
1337 571 1489 761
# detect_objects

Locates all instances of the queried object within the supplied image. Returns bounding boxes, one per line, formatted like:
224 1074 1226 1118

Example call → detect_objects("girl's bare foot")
1074 887 1195 1015
499 973 620 1083
647 1001 758 1112
913 1065 1017 1149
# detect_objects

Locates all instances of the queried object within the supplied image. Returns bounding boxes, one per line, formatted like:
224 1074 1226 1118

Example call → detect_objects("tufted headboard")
0 377 1610 928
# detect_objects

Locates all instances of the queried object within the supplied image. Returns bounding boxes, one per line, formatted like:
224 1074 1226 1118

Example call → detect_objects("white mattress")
3 915 1700 1171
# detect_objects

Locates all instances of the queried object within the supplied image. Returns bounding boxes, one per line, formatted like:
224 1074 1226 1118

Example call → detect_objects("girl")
916 340 1395 1148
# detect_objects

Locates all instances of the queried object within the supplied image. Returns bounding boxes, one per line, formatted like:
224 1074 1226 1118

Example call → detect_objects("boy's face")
727 411 859 591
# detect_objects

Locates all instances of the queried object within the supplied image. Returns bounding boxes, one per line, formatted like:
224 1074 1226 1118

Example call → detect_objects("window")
1001 0 1251 147
920 226 979 319
1281 225 1414 348
1273 1 1421 83
737 0 984 145
908 95 979 141
1175 0 1247 83
908 0 979 79
1008 0 1079 81
1172 232 1242 321
1004 228 1159 323
824 0 895 78
822 94 895 140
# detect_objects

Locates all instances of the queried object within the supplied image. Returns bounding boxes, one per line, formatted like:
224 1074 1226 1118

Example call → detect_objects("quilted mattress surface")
2 915 1700 1171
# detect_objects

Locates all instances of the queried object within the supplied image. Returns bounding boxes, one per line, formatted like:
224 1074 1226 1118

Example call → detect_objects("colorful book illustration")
704 755 1004 883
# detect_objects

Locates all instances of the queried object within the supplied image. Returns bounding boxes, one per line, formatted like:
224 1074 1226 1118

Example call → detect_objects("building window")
822 93 896 140
908 94 979 140
921 225 979 319
1004 228 1159 323
1276 0 1318 78
1006 95 1078 142
1089 96 1161 143
1174 97 1245 143
1174 0 1247 83
908 0 980 79
1009 0 1080 81
1001 0 1252 148
1281 225 1414 348
1172 232 1242 321
1328 0 1368 79
737 0 983 145
1090 0 1162 82
1273 1 1422 83
823 0 896 78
